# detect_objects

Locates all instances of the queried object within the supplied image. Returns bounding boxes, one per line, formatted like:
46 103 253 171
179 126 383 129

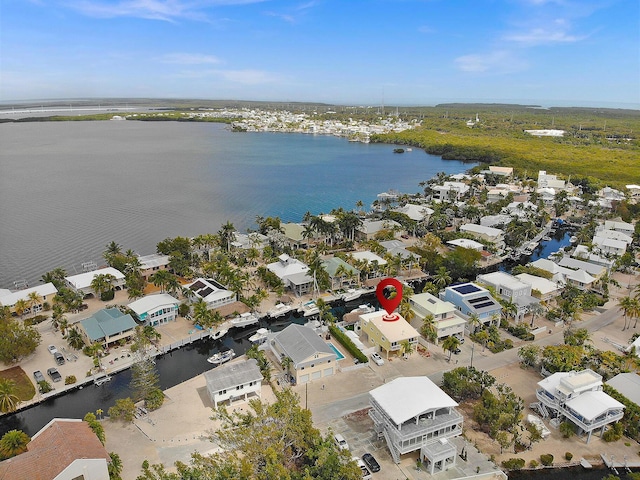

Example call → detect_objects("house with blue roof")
79 308 138 347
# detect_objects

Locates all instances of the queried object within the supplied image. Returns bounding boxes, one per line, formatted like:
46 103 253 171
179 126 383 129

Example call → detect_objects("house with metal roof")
477 271 539 322
392 203 434 222
408 292 466 342
530 258 596 291
270 324 336 384
281 222 309 249
204 358 263 408
369 376 463 471
64 267 126 297
185 278 236 309
321 257 360 289
606 373 640 407
356 219 401 241
441 283 502 326
360 311 419 359
535 369 624 443
514 273 562 301
0 282 57 316
459 224 505 250
446 238 484 252
267 254 313 297
128 293 179 326
0 418 111 480
79 308 138 347
137 253 170 281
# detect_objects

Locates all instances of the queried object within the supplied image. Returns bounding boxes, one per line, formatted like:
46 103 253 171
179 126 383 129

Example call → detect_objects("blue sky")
1 0 638 107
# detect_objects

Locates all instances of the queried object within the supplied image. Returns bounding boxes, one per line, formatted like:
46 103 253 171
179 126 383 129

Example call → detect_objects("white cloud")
160 53 221 64
66 0 268 22
454 50 528 74
504 19 585 46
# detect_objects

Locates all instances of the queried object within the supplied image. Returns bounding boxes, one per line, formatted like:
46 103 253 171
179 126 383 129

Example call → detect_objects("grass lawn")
0 366 36 401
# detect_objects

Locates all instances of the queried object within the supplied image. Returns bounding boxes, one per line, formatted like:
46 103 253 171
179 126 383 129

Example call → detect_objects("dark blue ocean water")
0 121 472 288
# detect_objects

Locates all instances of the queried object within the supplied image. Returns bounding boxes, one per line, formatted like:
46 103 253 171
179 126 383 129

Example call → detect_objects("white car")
370 352 384 366
47 345 58 355
334 433 349 451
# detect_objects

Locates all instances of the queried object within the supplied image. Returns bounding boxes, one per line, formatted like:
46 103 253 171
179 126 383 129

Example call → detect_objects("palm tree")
13 299 28 319
433 267 452 290
26 291 43 316
65 327 85 350
192 299 212 328
0 379 20 413
90 273 115 299
108 452 124 478
618 296 634 331
529 302 545 327
442 336 460 362
280 356 293 380
58 317 69 336
218 221 236 252
149 270 173 294
0 430 30 458
421 314 438 343
468 313 482 334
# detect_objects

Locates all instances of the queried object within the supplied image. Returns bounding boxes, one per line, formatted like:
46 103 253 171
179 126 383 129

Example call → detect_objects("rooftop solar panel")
468 296 490 304
475 301 496 309
199 287 213 297
452 284 481 295
190 281 205 290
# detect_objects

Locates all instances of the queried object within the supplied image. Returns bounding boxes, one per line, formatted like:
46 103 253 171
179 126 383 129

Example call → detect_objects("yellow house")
360 311 419 359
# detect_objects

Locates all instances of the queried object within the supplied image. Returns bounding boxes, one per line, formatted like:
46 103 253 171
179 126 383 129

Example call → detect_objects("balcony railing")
536 391 624 431
369 408 463 447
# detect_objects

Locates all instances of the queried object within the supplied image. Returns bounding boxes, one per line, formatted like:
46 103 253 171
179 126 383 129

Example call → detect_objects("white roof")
393 203 434 221
478 271 529 291
360 311 419 342
411 292 456 316
186 278 235 303
515 273 560 295
565 391 624 422
447 238 483 251
0 283 58 307
65 267 125 290
351 251 387 266
138 253 170 269
370 377 457 425
267 256 309 280
128 293 179 315
460 224 504 237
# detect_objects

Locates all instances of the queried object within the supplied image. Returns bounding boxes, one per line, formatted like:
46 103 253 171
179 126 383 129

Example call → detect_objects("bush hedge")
565 452 573 461
501 458 525 470
540 454 554 466
328 325 368 364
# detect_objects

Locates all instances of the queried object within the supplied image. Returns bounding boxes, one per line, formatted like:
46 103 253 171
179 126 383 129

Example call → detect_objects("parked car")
334 433 349 451
362 453 381 473
33 370 45 383
455 334 465 344
354 457 372 479
47 367 62 382
54 352 65 365
370 352 384 366
47 345 58 355
453 347 462 355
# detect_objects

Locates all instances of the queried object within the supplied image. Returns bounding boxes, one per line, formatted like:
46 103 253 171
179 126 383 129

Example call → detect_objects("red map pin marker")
376 278 403 321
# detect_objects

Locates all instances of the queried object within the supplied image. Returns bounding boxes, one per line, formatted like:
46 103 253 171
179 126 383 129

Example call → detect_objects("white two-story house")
128 293 179 326
369 376 463 472
204 358 263 408
409 292 466 342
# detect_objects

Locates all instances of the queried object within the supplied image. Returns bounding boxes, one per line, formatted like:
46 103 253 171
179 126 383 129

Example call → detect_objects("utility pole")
470 342 475 369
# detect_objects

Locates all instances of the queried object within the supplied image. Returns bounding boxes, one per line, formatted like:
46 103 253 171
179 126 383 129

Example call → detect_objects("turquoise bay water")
0 121 472 288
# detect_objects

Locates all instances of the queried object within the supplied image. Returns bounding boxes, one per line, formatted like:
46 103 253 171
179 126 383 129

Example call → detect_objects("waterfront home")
459 224 505 251
230 232 269 250
379 240 421 262
350 251 387 278
430 181 470 203
267 254 313 297
535 369 624 443
502 201 538 219
408 292 466 342
530 258 596 291
593 227 633 246
185 278 236 310
487 165 513 177
270 324 336 384
606 373 640 406
360 311 419 359
0 418 111 480
572 246 616 270
0 282 57 316
592 236 628 257
204 358 263 408
536 187 557 205
281 222 309 249
321 257 360 289
369 376 463 470
137 253 170 281
597 187 626 209
477 271 540 322
446 238 484 252
514 273 563 302
356 219 402 241
79 308 137 348
557 257 607 280
64 267 126 297
626 184 640 202
480 214 511 228
392 203 434 222
128 293 179 326
441 283 501 328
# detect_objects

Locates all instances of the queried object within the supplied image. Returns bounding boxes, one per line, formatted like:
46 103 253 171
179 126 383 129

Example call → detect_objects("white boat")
341 288 364 302
267 303 293 318
249 328 271 344
570 235 578 244
211 328 228 341
94 374 111 386
207 350 236 365
300 300 320 317
230 312 259 328
350 304 375 315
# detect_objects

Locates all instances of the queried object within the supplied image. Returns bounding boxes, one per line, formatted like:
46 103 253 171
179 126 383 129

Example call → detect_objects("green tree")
433 266 452 289
108 397 136 422
0 379 20 413
65 326 86 350
420 314 438 343
108 452 124 480
0 430 30 459
442 335 460 361
518 344 541 368
90 273 116 300
0 319 41 364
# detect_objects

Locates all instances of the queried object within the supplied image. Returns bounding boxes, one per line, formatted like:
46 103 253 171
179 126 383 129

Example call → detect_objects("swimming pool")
327 342 345 360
